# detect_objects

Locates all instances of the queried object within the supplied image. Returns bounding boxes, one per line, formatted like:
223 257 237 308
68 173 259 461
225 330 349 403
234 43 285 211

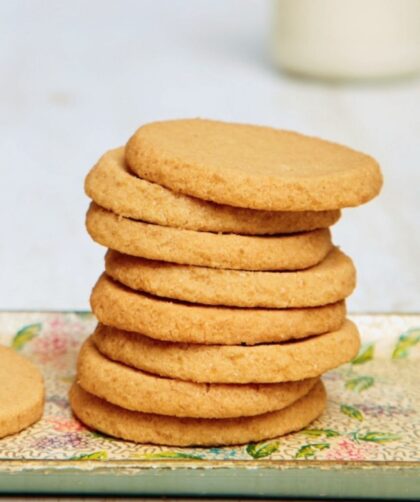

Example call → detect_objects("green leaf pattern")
345 376 375 393
340 404 364 421
246 441 279 459
354 432 401 444
352 344 375 365
392 329 420 359
295 443 329 459
11 323 41 350
301 429 340 438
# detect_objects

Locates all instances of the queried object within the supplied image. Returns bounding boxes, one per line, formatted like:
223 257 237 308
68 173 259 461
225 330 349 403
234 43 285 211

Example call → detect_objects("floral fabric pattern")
0 312 419 464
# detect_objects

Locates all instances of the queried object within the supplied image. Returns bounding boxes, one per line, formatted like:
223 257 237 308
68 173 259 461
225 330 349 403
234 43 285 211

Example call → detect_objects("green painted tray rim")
1 463 419 499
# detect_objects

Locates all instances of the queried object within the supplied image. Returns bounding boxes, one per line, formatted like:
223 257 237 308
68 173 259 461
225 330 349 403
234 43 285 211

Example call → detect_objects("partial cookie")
0 345 44 438
126 119 382 211
85 148 341 235
105 247 356 308
77 338 317 418
70 381 326 446
86 203 332 271
91 274 346 345
93 320 360 384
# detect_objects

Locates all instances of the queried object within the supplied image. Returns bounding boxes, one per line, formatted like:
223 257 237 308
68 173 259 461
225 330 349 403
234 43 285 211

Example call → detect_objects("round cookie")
85 148 341 235
91 274 347 345
70 381 326 446
77 338 317 419
126 119 383 211
105 247 356 308
0 345 44 438
93 320 360 384
86 203 333 271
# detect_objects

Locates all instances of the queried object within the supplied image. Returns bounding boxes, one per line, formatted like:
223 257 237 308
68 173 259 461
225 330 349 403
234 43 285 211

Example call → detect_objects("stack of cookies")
70 119 382 446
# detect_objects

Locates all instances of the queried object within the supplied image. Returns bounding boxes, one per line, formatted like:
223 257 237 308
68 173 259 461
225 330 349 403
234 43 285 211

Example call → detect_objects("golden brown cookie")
105 247 356 308
77 338 317 418
0 345 44 438
85 148 341 235
70 381 326 446
126 119 383 211
91 274 346 345
86 203 333 271
93 320 360 384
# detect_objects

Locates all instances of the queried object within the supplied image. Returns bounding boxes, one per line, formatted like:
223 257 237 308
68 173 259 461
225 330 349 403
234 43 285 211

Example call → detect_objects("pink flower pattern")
31 316 83 369
325 438 377 461
47 418 87 433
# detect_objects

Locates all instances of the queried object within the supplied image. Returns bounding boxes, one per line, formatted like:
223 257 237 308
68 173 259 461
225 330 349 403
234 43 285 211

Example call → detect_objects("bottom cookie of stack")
70 380 326 447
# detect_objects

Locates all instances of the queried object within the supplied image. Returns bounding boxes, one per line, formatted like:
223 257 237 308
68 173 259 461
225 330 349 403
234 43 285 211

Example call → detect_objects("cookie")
86 203 333 271
0 345 44 438
77 338 317 418
93 320 360 384
85 148 341 235
126 119 383 211
91 274 346 345
105 247 356 308
70 381 326 446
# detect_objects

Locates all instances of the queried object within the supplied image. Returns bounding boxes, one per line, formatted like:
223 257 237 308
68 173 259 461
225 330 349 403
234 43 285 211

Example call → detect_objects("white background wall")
1 0 419 312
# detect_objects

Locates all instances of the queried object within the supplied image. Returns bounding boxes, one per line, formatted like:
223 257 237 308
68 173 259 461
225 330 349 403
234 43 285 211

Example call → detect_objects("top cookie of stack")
74 119 382 447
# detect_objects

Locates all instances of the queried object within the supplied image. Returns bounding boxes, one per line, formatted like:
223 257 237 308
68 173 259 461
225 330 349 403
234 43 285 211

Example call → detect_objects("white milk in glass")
272 0 420 80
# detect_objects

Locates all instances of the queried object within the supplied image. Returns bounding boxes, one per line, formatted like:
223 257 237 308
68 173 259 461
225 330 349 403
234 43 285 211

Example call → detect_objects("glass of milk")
272 0 420 80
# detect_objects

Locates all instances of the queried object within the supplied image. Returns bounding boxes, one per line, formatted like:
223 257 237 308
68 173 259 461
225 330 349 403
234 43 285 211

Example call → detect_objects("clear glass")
272 0 420 80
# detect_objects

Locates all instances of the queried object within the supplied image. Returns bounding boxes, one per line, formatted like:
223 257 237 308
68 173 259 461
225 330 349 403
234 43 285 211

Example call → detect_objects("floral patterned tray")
0 312 419 499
